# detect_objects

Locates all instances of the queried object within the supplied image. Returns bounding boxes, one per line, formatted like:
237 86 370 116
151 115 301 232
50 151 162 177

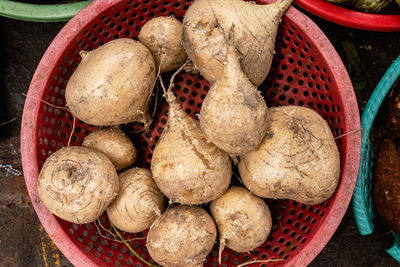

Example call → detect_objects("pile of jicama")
37 0 341 266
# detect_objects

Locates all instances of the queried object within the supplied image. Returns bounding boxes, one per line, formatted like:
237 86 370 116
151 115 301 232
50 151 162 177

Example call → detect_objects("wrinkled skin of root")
107 168 166 233
200 38 268 156
37 146 119 224
210 186 272 253
151 91 232 205
238 106 340 204
146 205 217 267
82 126 137 171
182 0 293 86
66 38 156 126
139 16 188 73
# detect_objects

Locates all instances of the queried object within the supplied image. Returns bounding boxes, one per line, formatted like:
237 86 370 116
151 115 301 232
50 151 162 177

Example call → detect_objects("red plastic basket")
294 0 400 32
21 0 361 266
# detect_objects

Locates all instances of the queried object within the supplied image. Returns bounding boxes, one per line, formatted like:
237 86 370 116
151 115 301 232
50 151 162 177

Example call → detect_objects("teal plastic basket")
0 0 91 22
352 55 400 262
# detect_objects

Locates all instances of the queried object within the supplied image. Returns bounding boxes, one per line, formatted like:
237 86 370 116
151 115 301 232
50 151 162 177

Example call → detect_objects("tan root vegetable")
139 16 187 73
37 146 119 224
151 89 232 204
146 205 217 267
210 186 272 263
238 106 340 204
182 0 293 86
107 168 165 233
82 126 137 171
200 29 268 156
66 38 156 126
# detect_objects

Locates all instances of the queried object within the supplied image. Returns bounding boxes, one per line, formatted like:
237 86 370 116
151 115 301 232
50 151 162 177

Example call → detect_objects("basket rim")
352 56 400 232
20 0 361 266
0 0 92 22
294 0 400 32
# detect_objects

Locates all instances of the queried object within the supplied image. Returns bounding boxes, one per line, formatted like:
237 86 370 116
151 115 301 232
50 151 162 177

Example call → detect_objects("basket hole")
301 225 307 231
126 259 133 265
292 88 298 94
223 255 229 262
305 216 311 222
272 247 279 253
290 232 296 238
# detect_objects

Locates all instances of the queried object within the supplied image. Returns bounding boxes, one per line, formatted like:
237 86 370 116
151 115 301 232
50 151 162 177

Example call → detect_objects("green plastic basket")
0 0 91 22
352 55 400 263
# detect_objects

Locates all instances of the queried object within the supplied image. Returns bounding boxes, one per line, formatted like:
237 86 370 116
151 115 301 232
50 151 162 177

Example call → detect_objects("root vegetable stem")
22 93 76 147
110 219 160 267
93 219 145 244
236 258 285 267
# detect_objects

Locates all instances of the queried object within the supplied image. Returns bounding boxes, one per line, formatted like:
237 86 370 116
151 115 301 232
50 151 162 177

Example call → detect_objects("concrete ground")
0 5 399 267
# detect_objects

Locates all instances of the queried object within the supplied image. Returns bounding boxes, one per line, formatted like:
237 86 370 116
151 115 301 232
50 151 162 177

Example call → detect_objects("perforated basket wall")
21 0 361 266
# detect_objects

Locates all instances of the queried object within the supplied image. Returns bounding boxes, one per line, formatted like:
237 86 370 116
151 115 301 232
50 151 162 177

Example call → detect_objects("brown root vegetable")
151 89 232 205
199 30 268 156
66 38 156 126
238 106 340 204
139 16 187 73
107 168 166 233
384 87 400 138
373 139 400 236
37 146 119 224
82 126 137 171
182 0 293 86
146 205 217 267
210 186 272 262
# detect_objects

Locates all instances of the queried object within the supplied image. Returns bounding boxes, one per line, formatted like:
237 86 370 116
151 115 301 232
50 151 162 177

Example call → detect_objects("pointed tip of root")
275 0 293 13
